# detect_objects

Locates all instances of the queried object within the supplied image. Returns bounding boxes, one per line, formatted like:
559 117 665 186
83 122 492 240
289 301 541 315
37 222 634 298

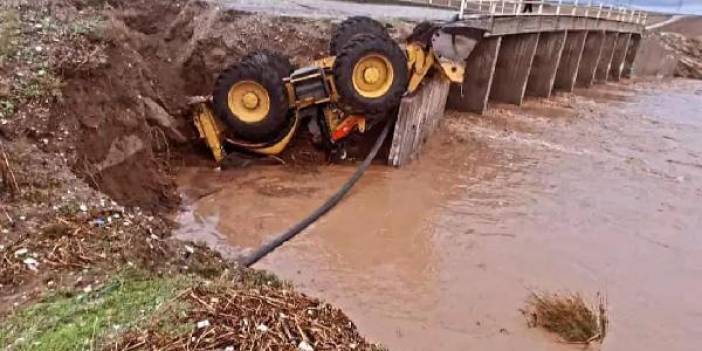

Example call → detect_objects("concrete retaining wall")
631 34 678 78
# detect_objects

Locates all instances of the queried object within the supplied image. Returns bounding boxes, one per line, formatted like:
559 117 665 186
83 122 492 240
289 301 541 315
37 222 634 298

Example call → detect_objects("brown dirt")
0 1 384 346
46 0 337 212
656 16 702 38
657 32 702 79
1 0 319 313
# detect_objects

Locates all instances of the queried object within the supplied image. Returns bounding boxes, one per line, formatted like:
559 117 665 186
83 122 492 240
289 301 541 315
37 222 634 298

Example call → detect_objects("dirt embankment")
657 32 702 79
53 0 338 212
651 16 702 79
1 1 385 348
656 16 702 37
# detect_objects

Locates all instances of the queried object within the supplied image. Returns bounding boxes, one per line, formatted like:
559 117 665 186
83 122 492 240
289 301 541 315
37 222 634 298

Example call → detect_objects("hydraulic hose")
239 120 392 267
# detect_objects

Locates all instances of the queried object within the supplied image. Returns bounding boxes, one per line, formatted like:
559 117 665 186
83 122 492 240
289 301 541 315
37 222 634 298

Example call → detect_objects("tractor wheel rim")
352 54 394 99
227 80 270 123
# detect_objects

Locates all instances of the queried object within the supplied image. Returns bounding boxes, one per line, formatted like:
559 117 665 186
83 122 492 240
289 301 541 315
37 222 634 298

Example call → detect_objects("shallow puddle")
176 79 702 351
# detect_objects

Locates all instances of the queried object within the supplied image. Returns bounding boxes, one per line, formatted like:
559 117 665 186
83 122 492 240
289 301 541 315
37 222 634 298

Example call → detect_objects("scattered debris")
112 282 385 350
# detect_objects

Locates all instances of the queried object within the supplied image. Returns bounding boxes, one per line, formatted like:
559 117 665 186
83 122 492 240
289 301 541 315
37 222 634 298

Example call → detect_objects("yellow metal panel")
250 113 300 155
406 44 435 94
438 58 466 83
313 56 336 69
193 104 226 162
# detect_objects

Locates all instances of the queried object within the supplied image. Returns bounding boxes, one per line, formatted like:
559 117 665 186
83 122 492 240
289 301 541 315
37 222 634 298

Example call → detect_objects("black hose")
239 120 392 267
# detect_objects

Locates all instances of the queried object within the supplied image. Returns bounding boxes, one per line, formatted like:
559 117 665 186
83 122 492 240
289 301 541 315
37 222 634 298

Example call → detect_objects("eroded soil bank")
0 0 389 348
177 79 702 351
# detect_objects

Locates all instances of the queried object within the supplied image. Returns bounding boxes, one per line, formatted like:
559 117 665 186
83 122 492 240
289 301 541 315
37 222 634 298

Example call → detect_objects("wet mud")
176 79 702 351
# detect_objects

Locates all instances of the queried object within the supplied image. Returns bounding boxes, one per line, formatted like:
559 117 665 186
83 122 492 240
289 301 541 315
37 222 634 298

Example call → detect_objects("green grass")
0 271 192 351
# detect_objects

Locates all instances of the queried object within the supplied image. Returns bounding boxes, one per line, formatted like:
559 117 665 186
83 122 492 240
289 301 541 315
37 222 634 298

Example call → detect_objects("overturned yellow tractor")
194 17 483 162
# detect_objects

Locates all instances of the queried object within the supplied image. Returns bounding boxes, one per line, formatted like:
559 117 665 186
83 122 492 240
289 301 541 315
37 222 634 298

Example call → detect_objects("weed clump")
523 292 607 344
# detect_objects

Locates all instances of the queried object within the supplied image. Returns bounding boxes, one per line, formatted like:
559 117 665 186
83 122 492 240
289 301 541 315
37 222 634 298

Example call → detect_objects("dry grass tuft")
523 292 607 344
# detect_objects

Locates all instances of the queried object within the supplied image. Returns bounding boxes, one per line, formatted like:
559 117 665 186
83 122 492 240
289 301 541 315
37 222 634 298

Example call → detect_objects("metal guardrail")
400 0 647 24
458 0 647 24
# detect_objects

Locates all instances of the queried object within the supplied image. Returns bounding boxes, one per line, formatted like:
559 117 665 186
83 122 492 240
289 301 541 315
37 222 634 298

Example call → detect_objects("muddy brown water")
176 79 702 351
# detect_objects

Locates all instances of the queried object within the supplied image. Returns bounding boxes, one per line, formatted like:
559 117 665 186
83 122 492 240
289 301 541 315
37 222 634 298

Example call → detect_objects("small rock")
298 341 314 351
14 248 28 256
83 285 92 293
256 324 269 333
79 204 88 212
196 320 210 329
23 258 39 271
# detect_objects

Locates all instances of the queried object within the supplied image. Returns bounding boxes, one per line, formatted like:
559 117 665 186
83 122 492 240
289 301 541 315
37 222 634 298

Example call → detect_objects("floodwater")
176 79 702 351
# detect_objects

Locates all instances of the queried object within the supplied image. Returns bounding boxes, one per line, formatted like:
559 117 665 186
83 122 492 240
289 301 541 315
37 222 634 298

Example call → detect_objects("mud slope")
656 15 702 37
55 0 333 211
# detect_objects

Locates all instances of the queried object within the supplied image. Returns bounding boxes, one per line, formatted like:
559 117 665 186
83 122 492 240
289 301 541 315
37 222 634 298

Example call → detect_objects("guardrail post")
597 3 602 19
458 0 466 19
538 0 544 14
556 0 562 15
584 0 591 17
572 0 578 16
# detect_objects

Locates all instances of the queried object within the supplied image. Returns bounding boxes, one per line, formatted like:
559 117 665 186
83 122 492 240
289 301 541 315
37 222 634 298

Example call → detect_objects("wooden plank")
388 75 450 167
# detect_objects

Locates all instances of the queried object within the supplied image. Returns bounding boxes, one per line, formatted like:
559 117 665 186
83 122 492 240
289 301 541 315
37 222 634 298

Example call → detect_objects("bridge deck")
452 14 644 36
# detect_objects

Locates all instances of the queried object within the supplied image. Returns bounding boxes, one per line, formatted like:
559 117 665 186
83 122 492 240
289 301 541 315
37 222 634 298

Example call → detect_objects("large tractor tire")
241 50 294 80
330 16 390 56
332 33 408 115
213 61 289 142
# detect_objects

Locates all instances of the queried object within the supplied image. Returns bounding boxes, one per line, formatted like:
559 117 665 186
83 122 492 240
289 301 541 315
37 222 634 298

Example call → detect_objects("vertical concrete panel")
447 37 502 114
609 33 631 81
595 32 618 83
554 30 587 92
526 31 567 98
576 31 605 88
622 34 641 78
490 33 539 105
632 35 678 78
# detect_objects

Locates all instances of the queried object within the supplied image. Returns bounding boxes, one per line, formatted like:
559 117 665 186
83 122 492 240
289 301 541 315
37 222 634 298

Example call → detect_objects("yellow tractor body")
194 19 484 162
